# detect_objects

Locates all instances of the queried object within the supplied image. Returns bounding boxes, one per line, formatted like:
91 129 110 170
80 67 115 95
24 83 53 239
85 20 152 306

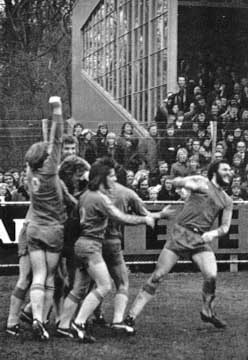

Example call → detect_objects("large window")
81 0 168 126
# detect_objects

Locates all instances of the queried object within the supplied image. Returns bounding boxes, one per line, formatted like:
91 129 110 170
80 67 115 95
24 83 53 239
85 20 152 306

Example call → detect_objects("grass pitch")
0 272 248 360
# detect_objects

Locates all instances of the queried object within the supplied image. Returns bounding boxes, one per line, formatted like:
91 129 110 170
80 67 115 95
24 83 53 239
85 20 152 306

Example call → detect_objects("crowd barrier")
0 201 248 272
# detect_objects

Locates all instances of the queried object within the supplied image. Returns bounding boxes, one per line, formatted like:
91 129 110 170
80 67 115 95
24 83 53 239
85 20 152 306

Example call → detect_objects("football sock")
7 294 25 327
43 286 55 322
129 289 154 319
113 293 128 323
75 290 102 325
59 294 80 328
202 278 216 316
30 284 45 323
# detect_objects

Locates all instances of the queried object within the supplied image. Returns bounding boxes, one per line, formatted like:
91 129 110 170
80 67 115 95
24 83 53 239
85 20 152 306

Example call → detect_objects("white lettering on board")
13 219 26 243
0 219 25 244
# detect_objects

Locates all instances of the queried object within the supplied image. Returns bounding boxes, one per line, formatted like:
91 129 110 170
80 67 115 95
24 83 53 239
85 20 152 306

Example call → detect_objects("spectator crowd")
2 57 248 202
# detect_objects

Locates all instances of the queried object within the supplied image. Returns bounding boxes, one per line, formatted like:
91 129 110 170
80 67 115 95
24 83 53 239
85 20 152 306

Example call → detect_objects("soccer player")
104 181 175 332
54 155 90 320
7 156 85 336
124 160 233 332
57 158 156 341
6 121 81 337
57 167 174 337
24 96 66 340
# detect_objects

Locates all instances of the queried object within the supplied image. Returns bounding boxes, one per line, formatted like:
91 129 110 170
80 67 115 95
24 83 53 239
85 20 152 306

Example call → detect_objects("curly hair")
59 155 90 194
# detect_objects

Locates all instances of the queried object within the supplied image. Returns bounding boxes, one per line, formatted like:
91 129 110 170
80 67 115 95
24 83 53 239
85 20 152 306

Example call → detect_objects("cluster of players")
6 97 233 342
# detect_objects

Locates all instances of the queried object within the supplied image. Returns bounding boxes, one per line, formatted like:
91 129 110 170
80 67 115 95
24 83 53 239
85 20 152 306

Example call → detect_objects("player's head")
59 155 90 194
88 157 117 191
61 135 78 160
25 142 49 171
207 159 232 187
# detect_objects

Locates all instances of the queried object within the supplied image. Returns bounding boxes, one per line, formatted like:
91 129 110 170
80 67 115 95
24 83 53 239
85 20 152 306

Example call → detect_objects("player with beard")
123 160 233 333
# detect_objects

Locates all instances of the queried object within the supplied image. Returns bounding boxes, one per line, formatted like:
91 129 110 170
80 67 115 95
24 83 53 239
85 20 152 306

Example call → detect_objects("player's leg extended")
108 257 129 324
21 258 71 325
192 251 226 328
7 255 32 334
192 251 217 316
53 257 69 324
59 267 91 330
29 248 50 339
43 250 61 323
128 247 179 320
74 258 112 327
29 249 47 323
90 281 108 326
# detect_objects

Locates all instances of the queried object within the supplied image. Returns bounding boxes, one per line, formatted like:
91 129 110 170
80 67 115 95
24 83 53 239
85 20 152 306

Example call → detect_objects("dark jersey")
105 182 148 240
79 189 147 242
177 180 233 233
28 114 67 226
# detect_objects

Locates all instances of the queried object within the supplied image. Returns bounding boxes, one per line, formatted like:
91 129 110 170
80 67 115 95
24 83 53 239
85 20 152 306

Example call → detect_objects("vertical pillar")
147 0 152 125
230 254 238 273
131 1 135 119
211 120 217 159
167 0 178 94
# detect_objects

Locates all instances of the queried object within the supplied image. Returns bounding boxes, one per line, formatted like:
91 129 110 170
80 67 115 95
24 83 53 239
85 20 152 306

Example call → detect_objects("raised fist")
49 96 62 109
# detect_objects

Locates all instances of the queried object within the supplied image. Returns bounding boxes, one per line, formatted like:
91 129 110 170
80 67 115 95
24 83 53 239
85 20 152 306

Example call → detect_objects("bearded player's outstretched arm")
172 175 209 192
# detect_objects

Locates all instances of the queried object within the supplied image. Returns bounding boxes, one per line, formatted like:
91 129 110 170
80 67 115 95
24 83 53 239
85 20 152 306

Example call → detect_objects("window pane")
81 0 169 125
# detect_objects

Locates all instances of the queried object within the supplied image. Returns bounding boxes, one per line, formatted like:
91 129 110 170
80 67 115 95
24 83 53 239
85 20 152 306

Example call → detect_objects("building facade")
72 0 248 132
72 0 177 133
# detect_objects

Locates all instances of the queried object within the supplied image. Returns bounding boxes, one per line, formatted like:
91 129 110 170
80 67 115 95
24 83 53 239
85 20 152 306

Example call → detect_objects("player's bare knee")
17 276 31 291
98 280 112 297
117 284 129 297
17 269 32 288
104 280 112 294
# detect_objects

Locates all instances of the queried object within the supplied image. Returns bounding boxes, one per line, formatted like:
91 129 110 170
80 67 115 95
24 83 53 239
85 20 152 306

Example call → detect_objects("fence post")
211 120 217 159
230 254 238 272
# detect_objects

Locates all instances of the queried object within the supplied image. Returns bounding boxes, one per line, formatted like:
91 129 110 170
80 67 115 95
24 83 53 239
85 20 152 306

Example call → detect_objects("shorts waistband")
179 224 204 235
78 236 102 244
